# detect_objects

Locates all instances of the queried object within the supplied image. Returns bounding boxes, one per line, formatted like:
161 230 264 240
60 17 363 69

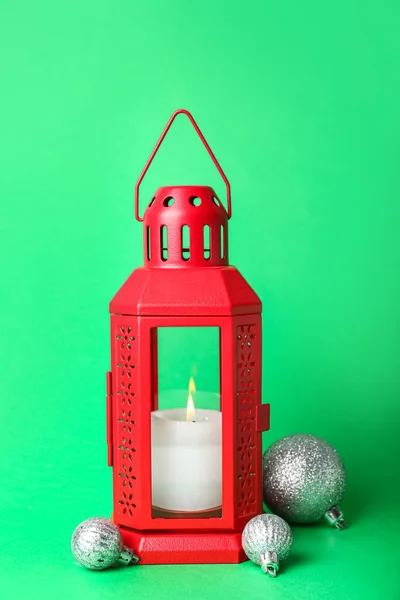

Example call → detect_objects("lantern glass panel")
151 327 222 519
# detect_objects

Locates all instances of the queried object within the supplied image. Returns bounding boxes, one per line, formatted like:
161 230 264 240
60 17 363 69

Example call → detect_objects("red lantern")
107 110 270 564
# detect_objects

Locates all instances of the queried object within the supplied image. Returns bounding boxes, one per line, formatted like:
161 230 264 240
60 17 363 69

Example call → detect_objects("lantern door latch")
106 371 113 466
256 403 270 432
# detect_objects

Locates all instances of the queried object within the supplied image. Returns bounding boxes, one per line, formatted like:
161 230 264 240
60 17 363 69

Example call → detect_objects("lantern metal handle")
134 109 231 221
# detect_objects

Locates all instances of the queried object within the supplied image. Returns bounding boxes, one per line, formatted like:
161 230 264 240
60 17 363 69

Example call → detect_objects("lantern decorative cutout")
107 109 270 565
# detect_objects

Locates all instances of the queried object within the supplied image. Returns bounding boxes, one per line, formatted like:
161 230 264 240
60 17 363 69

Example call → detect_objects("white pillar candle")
151 393 222 512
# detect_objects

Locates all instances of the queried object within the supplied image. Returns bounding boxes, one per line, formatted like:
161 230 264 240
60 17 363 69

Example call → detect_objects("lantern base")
118 526 247 565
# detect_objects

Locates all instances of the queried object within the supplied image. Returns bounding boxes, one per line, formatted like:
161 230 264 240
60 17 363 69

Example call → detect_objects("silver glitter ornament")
242 513 293 577
263 434 346 528
71 518 139 570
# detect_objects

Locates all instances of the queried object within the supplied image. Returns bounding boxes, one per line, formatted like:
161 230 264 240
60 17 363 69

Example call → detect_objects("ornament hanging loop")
134 109 231 221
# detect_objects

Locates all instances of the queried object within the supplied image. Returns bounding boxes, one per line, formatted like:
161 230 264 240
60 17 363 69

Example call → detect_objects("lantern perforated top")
144 185 228 268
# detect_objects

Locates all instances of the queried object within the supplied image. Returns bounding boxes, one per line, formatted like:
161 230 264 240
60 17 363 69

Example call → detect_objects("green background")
1 0 399 598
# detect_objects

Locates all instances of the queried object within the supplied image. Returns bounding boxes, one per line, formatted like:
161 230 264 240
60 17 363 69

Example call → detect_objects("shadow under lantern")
107 110 270 564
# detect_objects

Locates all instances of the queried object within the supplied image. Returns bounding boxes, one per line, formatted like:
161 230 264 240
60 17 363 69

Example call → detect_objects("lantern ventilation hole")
119 492 137 515
203 225 211 260
220 225 225 259
160 225 168 261
181 225 190 261
189 196 201 207
163 196 174 207
149 196 156 207
212 196 220 206
146 227 151 261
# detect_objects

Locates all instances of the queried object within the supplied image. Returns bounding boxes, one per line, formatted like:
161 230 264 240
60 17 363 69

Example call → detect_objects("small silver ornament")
71 517 139 570
242 513 293 577
263 434 346 528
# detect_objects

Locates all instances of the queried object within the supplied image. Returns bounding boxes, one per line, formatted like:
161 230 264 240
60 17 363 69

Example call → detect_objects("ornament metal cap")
323 506 347 530
119 546 139 565
260 551 279 577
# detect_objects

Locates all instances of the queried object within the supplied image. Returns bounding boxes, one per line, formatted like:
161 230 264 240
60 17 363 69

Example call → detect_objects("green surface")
1 0 399 598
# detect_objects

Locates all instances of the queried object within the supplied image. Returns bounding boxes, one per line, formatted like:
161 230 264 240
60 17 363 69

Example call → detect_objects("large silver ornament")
71 518 139 570
242 513 293 577
263 434 346 528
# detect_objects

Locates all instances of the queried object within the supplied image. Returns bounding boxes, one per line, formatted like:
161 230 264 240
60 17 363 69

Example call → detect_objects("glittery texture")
263 434 346 524
242 514 293 566
71 518 131 570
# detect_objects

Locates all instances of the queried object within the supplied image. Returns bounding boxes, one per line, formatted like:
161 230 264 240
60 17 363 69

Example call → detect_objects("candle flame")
189 376 196 395
186 377 196 421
